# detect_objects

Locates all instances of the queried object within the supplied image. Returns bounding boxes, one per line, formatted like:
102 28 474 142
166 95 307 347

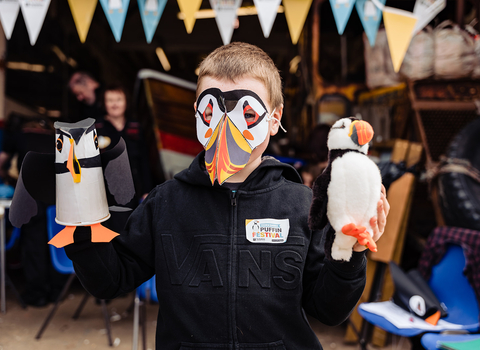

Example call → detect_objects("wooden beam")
457 0 465 25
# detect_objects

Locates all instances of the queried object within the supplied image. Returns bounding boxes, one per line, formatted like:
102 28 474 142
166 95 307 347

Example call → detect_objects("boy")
65 42 389 349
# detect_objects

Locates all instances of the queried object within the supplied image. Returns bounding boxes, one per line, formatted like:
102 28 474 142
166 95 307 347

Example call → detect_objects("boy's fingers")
370 216 381 242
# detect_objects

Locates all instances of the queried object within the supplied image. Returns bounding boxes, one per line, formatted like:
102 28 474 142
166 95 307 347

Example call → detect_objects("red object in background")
159 131 203 157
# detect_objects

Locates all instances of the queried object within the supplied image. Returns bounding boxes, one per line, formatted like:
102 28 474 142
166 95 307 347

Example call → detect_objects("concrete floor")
0 278 411 350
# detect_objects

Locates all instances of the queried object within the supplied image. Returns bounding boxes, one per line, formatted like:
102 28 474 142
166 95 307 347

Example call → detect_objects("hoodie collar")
174 151 302 191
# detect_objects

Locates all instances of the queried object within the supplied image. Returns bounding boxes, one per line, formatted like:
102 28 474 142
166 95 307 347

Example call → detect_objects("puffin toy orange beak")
349 120 374 146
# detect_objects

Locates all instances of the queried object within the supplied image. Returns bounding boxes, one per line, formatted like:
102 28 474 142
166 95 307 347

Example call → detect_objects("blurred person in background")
96 83 153 208
68 71 103 121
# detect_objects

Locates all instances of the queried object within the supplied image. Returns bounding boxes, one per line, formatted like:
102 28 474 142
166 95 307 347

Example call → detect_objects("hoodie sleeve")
64 187 158 299
302 225 367 326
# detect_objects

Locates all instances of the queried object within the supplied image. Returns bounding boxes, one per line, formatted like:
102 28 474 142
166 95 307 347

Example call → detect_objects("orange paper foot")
90 223 119 243
341 223 378 252
48 226 76 248
48 223 119 248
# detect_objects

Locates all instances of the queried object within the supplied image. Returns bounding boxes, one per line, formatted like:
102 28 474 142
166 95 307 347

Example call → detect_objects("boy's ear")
193 102 197 112
269 104 284 136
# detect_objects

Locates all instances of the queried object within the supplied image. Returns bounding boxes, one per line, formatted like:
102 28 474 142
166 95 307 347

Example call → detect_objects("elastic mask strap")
266 108 287 133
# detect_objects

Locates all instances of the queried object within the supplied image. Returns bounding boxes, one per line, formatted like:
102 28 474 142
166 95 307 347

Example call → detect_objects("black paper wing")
9 152 56 227
101 137 135 205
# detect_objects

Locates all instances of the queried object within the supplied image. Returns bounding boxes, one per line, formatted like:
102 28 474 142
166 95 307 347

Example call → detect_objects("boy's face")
195 76 282 185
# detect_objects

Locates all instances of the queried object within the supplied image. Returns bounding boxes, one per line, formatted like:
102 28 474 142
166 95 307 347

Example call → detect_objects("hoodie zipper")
230 190 239 349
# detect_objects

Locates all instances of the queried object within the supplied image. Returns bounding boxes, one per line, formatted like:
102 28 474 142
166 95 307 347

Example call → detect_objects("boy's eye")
245 112 256 123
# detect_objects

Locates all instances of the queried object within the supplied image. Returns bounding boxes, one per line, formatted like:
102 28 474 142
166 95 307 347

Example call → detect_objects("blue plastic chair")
133 275 157 350
359 244 479 346
5 227 20 251
3 225 26 309
36 205 113 346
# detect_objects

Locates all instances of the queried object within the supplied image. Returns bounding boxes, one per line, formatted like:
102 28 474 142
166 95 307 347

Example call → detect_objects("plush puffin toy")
308 117 382 261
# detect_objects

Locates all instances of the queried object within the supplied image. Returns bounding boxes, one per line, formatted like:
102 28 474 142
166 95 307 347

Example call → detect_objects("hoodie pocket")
179 340 286 350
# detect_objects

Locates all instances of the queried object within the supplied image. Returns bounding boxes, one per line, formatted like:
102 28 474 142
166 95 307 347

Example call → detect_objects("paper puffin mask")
9 118 135 248
196 88 277 185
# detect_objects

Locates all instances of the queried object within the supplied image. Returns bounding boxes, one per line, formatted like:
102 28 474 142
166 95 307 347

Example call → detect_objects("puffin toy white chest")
309 117 382 261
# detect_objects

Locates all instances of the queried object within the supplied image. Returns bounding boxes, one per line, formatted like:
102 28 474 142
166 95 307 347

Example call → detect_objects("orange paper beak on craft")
66 139 82 183
349 120 374 146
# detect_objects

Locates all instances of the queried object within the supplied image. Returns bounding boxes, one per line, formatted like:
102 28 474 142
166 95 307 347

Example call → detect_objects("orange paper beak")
349 120 374 146
66 139 81 183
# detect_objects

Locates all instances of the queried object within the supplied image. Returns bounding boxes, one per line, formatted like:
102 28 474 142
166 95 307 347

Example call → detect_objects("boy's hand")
353 184 390 252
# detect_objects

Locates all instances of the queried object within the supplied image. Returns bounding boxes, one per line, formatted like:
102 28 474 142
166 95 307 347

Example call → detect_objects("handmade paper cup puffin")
309 117 382 261
9 118 135 248
196 88 281 185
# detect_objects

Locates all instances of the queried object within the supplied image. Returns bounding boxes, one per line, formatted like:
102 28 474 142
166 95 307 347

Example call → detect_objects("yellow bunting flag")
177 0 202 34
68 0 98 43
382 6 417 72
283 0 313 44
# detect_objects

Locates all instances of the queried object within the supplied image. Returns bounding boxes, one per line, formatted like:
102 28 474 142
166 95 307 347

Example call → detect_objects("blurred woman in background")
95 83 153 209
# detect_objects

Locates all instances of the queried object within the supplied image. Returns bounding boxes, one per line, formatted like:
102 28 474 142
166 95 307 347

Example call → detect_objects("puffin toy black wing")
9 118 135 248
309 117 382 261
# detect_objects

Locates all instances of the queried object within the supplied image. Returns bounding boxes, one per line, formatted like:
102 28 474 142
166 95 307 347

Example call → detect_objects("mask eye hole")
202 101 213 125
56 136 63 152
243 102 260 127
204 105 212 122
93 130 98 149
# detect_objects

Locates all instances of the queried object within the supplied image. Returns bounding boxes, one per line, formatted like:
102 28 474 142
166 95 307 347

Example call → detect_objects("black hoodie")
65 152 367 350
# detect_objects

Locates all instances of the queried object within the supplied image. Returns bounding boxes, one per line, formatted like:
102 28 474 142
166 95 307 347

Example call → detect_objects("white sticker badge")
245 218 290 243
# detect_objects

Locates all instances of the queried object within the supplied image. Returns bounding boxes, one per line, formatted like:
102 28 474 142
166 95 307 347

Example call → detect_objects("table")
0 199 12 314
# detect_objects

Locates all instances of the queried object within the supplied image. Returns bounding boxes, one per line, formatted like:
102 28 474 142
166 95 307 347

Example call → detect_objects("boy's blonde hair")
197 42 283 110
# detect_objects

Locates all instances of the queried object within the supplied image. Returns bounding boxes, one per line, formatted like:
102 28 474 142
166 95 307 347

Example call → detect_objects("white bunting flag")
210 0 242 45
0 0 20 39
253 0 281 38
19 0 51 45
413 0 445 34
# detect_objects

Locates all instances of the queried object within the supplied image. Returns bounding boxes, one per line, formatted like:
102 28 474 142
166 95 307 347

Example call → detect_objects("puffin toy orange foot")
342 223 377 253
308 117 382 261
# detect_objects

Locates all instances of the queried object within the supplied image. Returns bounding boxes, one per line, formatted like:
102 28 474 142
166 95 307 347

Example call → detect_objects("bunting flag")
176 0 201 34
329 0 356 35
253 0 281 38
356 0 385 46
99 0 130 42
283 0 312 44
383 6 417 72
138 0 167 42
67 0 98 43
413 0 445 34
19 0 51 45
0 0 20 40
210 0 242 45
